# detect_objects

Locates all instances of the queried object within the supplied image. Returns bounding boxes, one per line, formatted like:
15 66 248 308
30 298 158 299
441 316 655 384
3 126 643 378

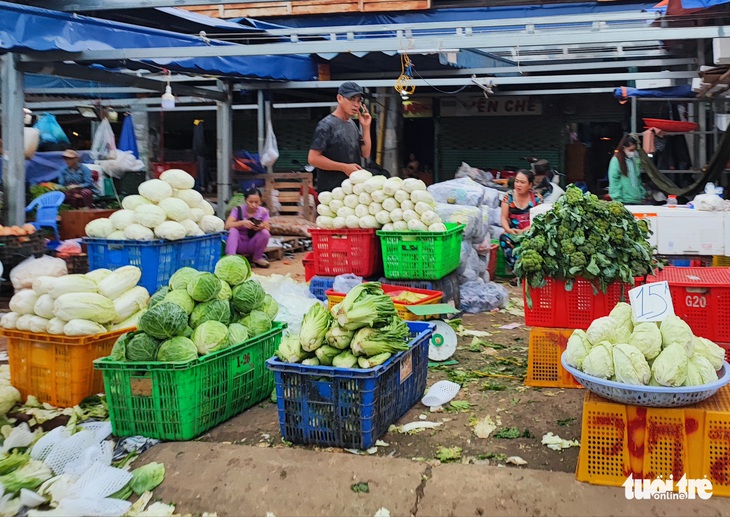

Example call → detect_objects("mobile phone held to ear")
360 105 366 114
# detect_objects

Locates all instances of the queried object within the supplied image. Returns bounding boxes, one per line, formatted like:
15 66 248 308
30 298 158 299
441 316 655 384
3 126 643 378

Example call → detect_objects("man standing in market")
308 82 372 194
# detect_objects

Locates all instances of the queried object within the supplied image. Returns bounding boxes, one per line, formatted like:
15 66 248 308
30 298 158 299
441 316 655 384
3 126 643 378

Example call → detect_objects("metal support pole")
1 54 26 226
216 80 232 219
382 90 401 176
630 96 637 135
257 90 265 158
264 95 273 173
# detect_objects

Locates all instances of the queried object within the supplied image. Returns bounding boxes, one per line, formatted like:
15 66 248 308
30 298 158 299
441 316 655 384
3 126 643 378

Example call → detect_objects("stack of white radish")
85 169 226 241
315 171 447 232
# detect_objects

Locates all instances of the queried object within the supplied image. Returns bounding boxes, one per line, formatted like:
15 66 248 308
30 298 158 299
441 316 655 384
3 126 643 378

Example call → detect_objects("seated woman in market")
57 149 98 209
499 169 542 275
607 135 646 204
224 187 271 268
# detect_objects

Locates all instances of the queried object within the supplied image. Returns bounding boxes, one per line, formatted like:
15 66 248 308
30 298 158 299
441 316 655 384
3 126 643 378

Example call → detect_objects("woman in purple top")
224 188 271 268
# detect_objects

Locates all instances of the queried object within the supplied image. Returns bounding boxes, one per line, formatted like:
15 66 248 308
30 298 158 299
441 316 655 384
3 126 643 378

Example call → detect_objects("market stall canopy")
0 1 316 81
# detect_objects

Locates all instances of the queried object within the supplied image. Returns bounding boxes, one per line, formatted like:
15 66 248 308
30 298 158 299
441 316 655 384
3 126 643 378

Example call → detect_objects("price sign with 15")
628 281 675 323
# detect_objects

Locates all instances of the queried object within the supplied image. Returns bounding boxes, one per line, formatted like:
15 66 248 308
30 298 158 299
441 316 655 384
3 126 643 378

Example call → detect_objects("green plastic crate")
376 223 465 280
94 322 285 441
492 239 515 278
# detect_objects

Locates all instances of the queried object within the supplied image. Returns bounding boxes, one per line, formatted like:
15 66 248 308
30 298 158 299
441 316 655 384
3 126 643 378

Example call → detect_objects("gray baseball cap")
338 82 366 99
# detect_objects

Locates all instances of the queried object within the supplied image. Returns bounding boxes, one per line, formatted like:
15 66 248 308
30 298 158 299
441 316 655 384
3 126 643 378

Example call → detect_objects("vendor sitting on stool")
499 169 542 281
224 187 271 268
58 149 97 208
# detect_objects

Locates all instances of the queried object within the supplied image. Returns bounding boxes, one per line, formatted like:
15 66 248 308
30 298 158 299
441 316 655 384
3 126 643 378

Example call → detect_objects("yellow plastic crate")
525 327 583 388
713 255 730 267
576 386 730 496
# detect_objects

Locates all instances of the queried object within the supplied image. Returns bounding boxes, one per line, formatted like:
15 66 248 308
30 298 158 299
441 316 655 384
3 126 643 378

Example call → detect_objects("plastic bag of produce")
435 203 486 243
428 177 487 208
10 255 67 290
459 280 510 314
255 273 321 337
332 274 363 294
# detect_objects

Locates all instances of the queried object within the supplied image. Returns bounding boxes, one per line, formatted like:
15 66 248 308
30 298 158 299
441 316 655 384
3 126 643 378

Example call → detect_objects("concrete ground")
142 442 727 517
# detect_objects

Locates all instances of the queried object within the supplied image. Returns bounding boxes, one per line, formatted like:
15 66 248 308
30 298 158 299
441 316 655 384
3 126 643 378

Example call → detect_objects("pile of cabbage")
315 171 447 232
0 266 147 336
85 169 225 241
276 282 413 369
108 255 279 363
565 302 727 387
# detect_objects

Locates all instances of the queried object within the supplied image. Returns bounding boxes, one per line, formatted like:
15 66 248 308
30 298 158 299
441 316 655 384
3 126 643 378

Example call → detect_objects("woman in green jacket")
608 135 646 204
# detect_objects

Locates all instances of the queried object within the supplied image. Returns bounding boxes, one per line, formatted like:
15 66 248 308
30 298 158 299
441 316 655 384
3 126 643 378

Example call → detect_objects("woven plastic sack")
434 203 485 243
428 177 487 207
460 280 510 314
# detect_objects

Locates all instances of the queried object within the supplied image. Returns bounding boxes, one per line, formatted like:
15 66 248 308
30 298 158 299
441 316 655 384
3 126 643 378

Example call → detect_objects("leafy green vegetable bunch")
513 185 660 294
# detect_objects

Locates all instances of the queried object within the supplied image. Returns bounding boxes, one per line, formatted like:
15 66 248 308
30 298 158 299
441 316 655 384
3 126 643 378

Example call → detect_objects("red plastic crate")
302 252 315 282
523 277 642 329
487 243 498 281
309 228 382 277
647 267 730 342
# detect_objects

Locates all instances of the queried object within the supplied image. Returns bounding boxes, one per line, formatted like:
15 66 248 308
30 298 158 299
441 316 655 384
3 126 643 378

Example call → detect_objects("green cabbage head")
169 267 199 291
651 341 689 387
686 354 718 386
125 332 161 362
157 336 198 362
192 320 229 355
109 332 132 361
190 299 231 328
225 323 250 347
581 342 614 379
217 280 232 301
259 294 279 320
149 286 170 308
214 255 251 286
565 329 592 369
612 343 651 385
659 315 694 356
586 316 617 346
186 272 222 302
693 336 726 371
240 309 272 337
138 302 189 340
609 302 634 343
628 322 662 361
163 290 195 315
231 280 266 313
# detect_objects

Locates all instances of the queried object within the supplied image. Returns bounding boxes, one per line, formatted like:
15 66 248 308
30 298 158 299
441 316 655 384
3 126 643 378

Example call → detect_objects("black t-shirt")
310 114 362 193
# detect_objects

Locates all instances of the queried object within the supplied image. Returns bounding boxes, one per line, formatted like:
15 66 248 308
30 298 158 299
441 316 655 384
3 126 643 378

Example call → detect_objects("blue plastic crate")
266 321 434 449
377 271 461 309
309 276 336 302
84 233 224 294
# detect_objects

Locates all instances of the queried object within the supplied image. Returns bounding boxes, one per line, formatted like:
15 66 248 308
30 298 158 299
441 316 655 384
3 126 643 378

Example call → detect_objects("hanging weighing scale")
406 303 461 362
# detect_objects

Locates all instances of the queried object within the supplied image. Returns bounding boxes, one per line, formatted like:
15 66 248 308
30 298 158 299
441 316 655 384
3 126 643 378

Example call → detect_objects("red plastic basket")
524 277 643 329
643 118 698 133
646 267 730 342
309 228 382 277
303 252 315 282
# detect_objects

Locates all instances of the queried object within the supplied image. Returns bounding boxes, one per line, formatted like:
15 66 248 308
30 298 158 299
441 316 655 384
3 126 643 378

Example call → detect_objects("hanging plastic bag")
33 113 70 145
91 119 117 160
260 119 280 168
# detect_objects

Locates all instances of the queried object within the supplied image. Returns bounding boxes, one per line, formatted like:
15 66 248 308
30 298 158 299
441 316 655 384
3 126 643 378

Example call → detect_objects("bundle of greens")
513 185 660 299
276 282 410 369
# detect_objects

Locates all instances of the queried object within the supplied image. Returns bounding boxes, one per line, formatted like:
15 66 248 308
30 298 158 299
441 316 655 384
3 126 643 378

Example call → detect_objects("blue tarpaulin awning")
0 1 316 81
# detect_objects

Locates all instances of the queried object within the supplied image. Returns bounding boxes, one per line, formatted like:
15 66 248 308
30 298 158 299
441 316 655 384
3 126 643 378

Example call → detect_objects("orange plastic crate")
326 284 443 321
523 277 641 329
647 267 730 342
525 327 583 388
3 329 127 407
577 386 730 496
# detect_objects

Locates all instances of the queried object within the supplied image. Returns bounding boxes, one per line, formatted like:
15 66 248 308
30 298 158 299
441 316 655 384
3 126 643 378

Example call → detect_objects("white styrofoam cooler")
656 207 724 255
624 205 660 249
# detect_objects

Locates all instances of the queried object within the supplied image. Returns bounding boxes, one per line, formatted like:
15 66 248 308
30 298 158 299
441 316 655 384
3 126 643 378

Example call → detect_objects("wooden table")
60 208 117 240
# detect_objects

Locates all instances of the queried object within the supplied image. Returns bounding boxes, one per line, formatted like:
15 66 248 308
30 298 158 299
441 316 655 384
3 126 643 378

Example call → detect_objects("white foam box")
530 203 553 221
624 205 660 249
656 207 725 255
